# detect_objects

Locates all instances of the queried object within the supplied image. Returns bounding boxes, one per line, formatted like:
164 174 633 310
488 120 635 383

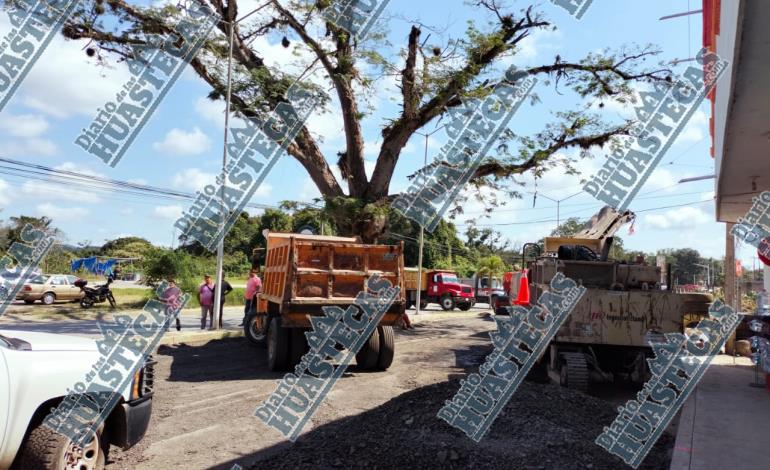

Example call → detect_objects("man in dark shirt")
217 272 234 329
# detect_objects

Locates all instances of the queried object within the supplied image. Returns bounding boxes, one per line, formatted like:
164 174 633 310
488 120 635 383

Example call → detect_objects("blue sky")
0 0 758 268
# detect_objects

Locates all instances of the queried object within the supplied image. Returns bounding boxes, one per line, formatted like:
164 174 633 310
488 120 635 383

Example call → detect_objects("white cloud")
642 206 710 230
0 138 57 157
22 180 101 203
676 109 709 144
0 179 11 206
0 113 49 137
14 28 132 118
153 127 211 156
36 203 89 222
171 168 272 198
194 97 226 127
254 183 273 198
172 168 215 191
306 108 345 145
55 162 105 179
20 162 105 203
504 28 563 66
153 205 183 220
299 177 321 200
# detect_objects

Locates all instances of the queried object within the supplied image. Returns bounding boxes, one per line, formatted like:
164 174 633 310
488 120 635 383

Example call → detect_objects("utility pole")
414 125 446 315
527 190 583 230
213 3 270 330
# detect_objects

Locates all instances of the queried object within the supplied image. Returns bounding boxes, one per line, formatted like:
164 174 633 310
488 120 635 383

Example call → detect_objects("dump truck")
460 274 506 306
404 268 475 311
511 206 713 391
244 233 406 372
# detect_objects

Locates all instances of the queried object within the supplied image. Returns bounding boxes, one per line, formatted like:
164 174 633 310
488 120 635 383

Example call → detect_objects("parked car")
0 330 154 469
15 275 85 305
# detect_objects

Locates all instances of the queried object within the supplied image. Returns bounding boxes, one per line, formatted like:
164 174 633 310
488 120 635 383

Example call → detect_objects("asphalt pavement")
0 306 247 339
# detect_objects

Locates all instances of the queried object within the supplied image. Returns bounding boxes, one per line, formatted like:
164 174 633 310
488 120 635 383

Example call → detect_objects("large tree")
64 0 671 239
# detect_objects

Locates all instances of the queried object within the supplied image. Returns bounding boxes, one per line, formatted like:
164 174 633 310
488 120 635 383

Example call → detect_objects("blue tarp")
70 257 117 275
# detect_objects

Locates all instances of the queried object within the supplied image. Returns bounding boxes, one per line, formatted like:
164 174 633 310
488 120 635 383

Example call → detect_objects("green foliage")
476 255 507 277
549 218 587 237
2 215 60 249
142 248 200 292
100 236 153 258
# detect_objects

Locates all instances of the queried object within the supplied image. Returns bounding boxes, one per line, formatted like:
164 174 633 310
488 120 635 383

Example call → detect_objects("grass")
7 287 249 320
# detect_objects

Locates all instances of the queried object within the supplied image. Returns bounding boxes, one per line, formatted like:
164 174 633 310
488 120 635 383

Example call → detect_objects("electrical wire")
0 156 286 211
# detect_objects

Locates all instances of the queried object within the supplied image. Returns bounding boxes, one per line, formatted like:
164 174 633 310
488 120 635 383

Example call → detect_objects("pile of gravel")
247 379 672 470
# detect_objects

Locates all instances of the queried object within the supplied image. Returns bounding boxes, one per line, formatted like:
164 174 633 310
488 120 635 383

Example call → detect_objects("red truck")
404 268 475 311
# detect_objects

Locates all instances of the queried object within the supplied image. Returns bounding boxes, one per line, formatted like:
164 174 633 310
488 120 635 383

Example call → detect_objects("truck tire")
377 326 395 370
419 300 428 310
290 328 309 366
440 295 455 311
356 329 380 370
244 313 267 345
458 303 472 311
17 420 106 470
559 352 589 392
268 317 291 372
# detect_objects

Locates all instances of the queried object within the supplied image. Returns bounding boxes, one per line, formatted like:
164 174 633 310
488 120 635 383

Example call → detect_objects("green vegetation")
2 209 734 298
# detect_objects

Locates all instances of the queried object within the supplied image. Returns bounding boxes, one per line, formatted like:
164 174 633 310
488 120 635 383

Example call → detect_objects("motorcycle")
74 277 116 308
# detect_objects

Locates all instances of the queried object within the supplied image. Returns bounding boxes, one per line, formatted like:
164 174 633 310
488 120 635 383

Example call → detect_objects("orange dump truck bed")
259 232 406 328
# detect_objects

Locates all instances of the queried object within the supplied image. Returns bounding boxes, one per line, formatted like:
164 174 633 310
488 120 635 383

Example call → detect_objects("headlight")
130 356 157 401
130 369 142 401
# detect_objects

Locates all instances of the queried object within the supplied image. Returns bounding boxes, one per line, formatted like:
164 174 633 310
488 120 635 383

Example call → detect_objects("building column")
725 222 737 354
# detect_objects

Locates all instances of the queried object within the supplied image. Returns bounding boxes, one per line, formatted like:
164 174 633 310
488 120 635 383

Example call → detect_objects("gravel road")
105 314 674 470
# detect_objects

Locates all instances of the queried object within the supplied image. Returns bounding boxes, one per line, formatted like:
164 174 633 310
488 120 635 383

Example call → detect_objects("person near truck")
161 279 182 332
239 269 262 326
198 274 216 330
216 272 234 328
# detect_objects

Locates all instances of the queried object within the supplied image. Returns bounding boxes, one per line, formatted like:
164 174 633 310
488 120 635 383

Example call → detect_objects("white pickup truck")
0 330 154 470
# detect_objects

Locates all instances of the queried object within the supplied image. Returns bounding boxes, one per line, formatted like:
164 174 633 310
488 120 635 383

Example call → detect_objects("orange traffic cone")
514 269 530 306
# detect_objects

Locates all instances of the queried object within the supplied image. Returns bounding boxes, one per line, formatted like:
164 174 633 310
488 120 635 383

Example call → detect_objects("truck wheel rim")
63 433 100 470
251 317 266 341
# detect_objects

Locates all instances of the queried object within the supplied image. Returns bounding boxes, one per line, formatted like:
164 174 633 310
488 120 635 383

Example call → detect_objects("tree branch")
401 26 421 119
471 124 632 181
368 6 549 200
272 0 368 197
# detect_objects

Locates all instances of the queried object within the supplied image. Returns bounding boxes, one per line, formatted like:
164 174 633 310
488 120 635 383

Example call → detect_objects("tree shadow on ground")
204 348 673 470
158 337 373 383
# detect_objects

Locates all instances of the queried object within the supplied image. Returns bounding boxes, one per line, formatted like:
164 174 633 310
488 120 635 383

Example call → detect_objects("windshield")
441 274 458 283
29 275 48 284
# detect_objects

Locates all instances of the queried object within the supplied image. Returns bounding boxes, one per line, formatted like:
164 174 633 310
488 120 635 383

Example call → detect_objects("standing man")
161 279 183 332
198 274 215 330
240 269 262 326
217 272 234 329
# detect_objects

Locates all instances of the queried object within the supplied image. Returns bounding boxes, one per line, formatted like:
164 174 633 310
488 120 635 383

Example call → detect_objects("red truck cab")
405 269 475 311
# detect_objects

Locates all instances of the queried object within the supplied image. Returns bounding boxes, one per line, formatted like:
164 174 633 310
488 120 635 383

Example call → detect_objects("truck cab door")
0 348 8 453
432 274 439 294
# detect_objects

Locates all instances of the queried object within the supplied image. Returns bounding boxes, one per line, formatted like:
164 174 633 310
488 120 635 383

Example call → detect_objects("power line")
457 199 712 227
0 156 284 211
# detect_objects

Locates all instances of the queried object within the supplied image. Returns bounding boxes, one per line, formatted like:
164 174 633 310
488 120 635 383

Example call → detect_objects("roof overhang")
710 0 770 222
